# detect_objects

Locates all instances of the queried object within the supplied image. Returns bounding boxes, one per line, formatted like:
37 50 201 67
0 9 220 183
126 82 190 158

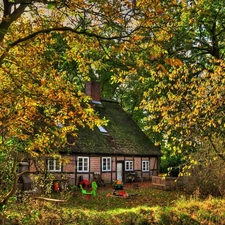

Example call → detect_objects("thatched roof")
69 99 161 156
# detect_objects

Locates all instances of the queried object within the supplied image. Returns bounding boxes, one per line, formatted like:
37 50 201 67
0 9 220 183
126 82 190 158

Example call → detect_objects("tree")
0 0 146 208
98 0 225 178
128 0 225 160
2 0 224 206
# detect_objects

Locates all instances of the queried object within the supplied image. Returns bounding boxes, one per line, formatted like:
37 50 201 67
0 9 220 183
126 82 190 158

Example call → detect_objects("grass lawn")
66 182 181 211
3 182 225 224
2 182 183 224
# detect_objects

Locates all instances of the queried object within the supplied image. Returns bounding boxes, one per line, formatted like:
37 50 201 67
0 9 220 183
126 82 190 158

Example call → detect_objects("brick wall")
134 158 141 170
63 156 75 172
90 157 100 172
150 157 157 170
29 155 159 185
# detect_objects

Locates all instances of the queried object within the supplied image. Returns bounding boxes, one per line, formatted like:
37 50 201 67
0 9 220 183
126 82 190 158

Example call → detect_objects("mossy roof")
70 100 161 156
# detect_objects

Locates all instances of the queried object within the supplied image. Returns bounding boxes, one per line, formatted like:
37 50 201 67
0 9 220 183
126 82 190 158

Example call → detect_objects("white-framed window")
102 157 111 171
47 159 61 172
77 157 89 172
142 161 150 172
125 161 133 171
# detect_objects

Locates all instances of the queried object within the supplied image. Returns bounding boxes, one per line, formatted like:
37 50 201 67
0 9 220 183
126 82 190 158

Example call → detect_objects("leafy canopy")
1 0 224 173
0 0 143 157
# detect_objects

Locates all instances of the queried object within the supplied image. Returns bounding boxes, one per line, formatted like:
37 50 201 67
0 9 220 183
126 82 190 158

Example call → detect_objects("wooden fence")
152 176 178 190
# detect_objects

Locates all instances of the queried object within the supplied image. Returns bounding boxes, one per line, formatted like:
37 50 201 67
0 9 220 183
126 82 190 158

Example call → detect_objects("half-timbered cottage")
30 81 161 186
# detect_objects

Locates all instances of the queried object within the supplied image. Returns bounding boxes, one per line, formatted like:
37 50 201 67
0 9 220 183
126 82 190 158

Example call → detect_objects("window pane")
48 159 61 171
77 157 89 172
142 161 149 171
49 160 54 170
130 162 133 170
103 158 106 170
85 158 89 171
78 158 83 171
107 158 111 170
102 157 111 171
55 160 60 170
125 161 133 171
84 161 88 171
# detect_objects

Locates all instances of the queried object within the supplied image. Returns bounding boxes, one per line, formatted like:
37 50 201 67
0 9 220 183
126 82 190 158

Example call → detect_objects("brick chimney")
85 81 101 102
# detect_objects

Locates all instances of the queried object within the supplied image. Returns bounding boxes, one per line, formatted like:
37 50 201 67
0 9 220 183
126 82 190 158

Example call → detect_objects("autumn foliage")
0 0 225 212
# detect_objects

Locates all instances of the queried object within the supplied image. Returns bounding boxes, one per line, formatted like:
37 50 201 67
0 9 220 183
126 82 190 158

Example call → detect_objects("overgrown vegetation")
1 1 225 223
1 184 225 225
181 138 225 197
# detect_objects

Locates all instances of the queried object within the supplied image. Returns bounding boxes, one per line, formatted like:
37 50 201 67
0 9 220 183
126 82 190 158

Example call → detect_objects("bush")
183 139 225 197
160 154 183 177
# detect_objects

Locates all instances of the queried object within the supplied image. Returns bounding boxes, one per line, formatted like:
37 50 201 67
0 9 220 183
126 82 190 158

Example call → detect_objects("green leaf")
47 3 54 10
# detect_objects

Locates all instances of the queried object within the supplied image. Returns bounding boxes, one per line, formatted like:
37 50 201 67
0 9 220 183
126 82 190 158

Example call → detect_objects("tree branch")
208 135 225 162
0 152 20 207
0 2 29 42
0 26 138 65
